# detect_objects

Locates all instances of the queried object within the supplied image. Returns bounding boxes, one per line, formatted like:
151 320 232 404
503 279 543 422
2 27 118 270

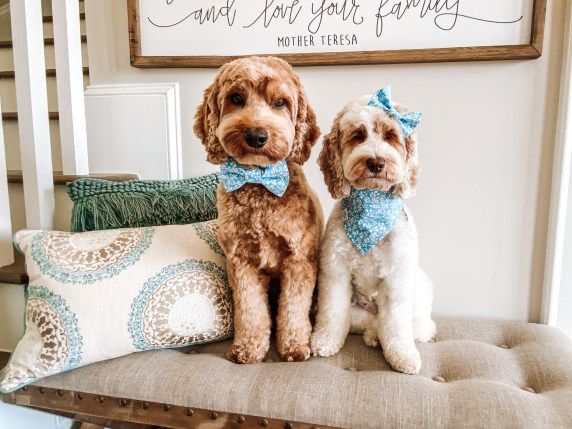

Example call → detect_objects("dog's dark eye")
275 99 286 108
352 129 367 143
230 93 245 106
385 129 398 141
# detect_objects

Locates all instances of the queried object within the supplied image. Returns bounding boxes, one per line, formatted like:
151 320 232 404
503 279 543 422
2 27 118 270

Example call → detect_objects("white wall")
0 12 10 40
83 0 566 323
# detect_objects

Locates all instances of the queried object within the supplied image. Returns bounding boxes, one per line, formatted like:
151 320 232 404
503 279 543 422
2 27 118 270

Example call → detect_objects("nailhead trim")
12 387 323 428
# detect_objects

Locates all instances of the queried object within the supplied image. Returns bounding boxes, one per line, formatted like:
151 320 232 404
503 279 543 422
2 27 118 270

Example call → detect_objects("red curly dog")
194 56 323 363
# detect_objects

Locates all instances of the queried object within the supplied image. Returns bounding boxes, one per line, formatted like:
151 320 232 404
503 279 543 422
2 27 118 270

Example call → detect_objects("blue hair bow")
368 86 422 138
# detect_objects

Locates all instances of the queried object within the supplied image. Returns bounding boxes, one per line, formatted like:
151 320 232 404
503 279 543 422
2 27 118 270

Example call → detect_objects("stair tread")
2 112 60 120
0 66 89 79
0 252 27 286
43 13 86 23
7 170 140 185
0 35 87 49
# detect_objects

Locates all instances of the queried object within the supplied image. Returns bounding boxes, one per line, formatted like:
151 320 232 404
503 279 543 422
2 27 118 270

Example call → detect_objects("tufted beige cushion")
32 319 572 428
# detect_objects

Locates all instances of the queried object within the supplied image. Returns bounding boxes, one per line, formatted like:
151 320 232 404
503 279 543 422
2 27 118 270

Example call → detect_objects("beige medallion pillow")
0 221 232 393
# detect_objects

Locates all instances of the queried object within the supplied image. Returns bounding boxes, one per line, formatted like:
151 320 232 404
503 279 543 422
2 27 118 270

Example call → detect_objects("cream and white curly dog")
310 95 436 375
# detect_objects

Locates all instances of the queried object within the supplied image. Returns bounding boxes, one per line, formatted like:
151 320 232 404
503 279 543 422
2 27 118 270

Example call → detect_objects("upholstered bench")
3 319 572 428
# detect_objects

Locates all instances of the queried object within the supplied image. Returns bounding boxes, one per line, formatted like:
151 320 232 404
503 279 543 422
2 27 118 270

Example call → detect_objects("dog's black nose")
244 128 268 148
366 157 385 174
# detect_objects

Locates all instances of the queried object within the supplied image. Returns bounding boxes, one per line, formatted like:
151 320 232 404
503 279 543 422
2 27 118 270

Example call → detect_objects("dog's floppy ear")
394 131 420 198
193 80 228 165
318 112 350 199
393 105 420 199
289 85 320 165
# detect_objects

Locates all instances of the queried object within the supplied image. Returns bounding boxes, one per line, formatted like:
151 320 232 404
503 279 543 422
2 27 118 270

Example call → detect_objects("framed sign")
127 0 547 68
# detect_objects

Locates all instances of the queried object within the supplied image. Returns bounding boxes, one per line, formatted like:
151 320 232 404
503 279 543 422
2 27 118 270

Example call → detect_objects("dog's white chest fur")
326 202 414 295
349 240 394 300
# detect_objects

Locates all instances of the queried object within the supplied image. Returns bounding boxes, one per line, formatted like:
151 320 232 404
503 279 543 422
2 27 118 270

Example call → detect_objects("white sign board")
128 0 546 67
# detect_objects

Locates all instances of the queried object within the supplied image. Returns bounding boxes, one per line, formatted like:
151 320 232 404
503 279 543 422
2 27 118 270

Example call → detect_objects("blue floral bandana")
219 157 289 197
369 86 422 138
342 188 404 255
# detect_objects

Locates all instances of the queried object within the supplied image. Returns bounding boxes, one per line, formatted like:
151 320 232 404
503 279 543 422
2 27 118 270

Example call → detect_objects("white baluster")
52 0 89 175
0 98 14 266
10 0 55 229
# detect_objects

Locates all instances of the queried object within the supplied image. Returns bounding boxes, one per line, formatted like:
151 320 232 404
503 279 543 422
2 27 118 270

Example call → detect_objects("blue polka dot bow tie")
220 157 290 197
369 86 422 138
343 188 404 255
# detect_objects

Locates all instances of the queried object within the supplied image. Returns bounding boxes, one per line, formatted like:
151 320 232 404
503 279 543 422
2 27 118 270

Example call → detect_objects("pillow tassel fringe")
68 174 219 232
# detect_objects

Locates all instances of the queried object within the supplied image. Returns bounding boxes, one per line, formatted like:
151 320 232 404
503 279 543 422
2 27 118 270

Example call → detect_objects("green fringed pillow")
67 173 220 232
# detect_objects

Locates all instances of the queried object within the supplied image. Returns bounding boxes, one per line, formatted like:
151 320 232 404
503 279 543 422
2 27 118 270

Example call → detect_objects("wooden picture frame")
127 0 547 68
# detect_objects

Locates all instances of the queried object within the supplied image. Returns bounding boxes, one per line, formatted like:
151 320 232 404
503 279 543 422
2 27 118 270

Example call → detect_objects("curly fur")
318 96 420 199
311 95 435 374
194 56 323 363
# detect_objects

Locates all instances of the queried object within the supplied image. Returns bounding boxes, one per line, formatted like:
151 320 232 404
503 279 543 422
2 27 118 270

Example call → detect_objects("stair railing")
0 98 13 266
52 0 89 175
8 0 88 231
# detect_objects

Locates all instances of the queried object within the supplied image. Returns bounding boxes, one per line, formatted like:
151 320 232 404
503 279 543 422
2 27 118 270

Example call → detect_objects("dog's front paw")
227 339 268 364
310 330 344 357
382 341 422 375
279 342 311 362
413 319 436 343
363 328 380 348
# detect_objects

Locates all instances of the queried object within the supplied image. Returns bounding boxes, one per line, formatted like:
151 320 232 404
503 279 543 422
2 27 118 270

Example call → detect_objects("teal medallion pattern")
192 221 224 256
30 228 155 284
0 286 83 392
128 259 232 350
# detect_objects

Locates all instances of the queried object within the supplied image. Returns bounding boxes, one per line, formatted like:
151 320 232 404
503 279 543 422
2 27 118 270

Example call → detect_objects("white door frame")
541 0 572 326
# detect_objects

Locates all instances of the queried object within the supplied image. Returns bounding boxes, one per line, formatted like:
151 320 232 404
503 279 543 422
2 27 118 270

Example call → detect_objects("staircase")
0 0 139 284
0 0 88 173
